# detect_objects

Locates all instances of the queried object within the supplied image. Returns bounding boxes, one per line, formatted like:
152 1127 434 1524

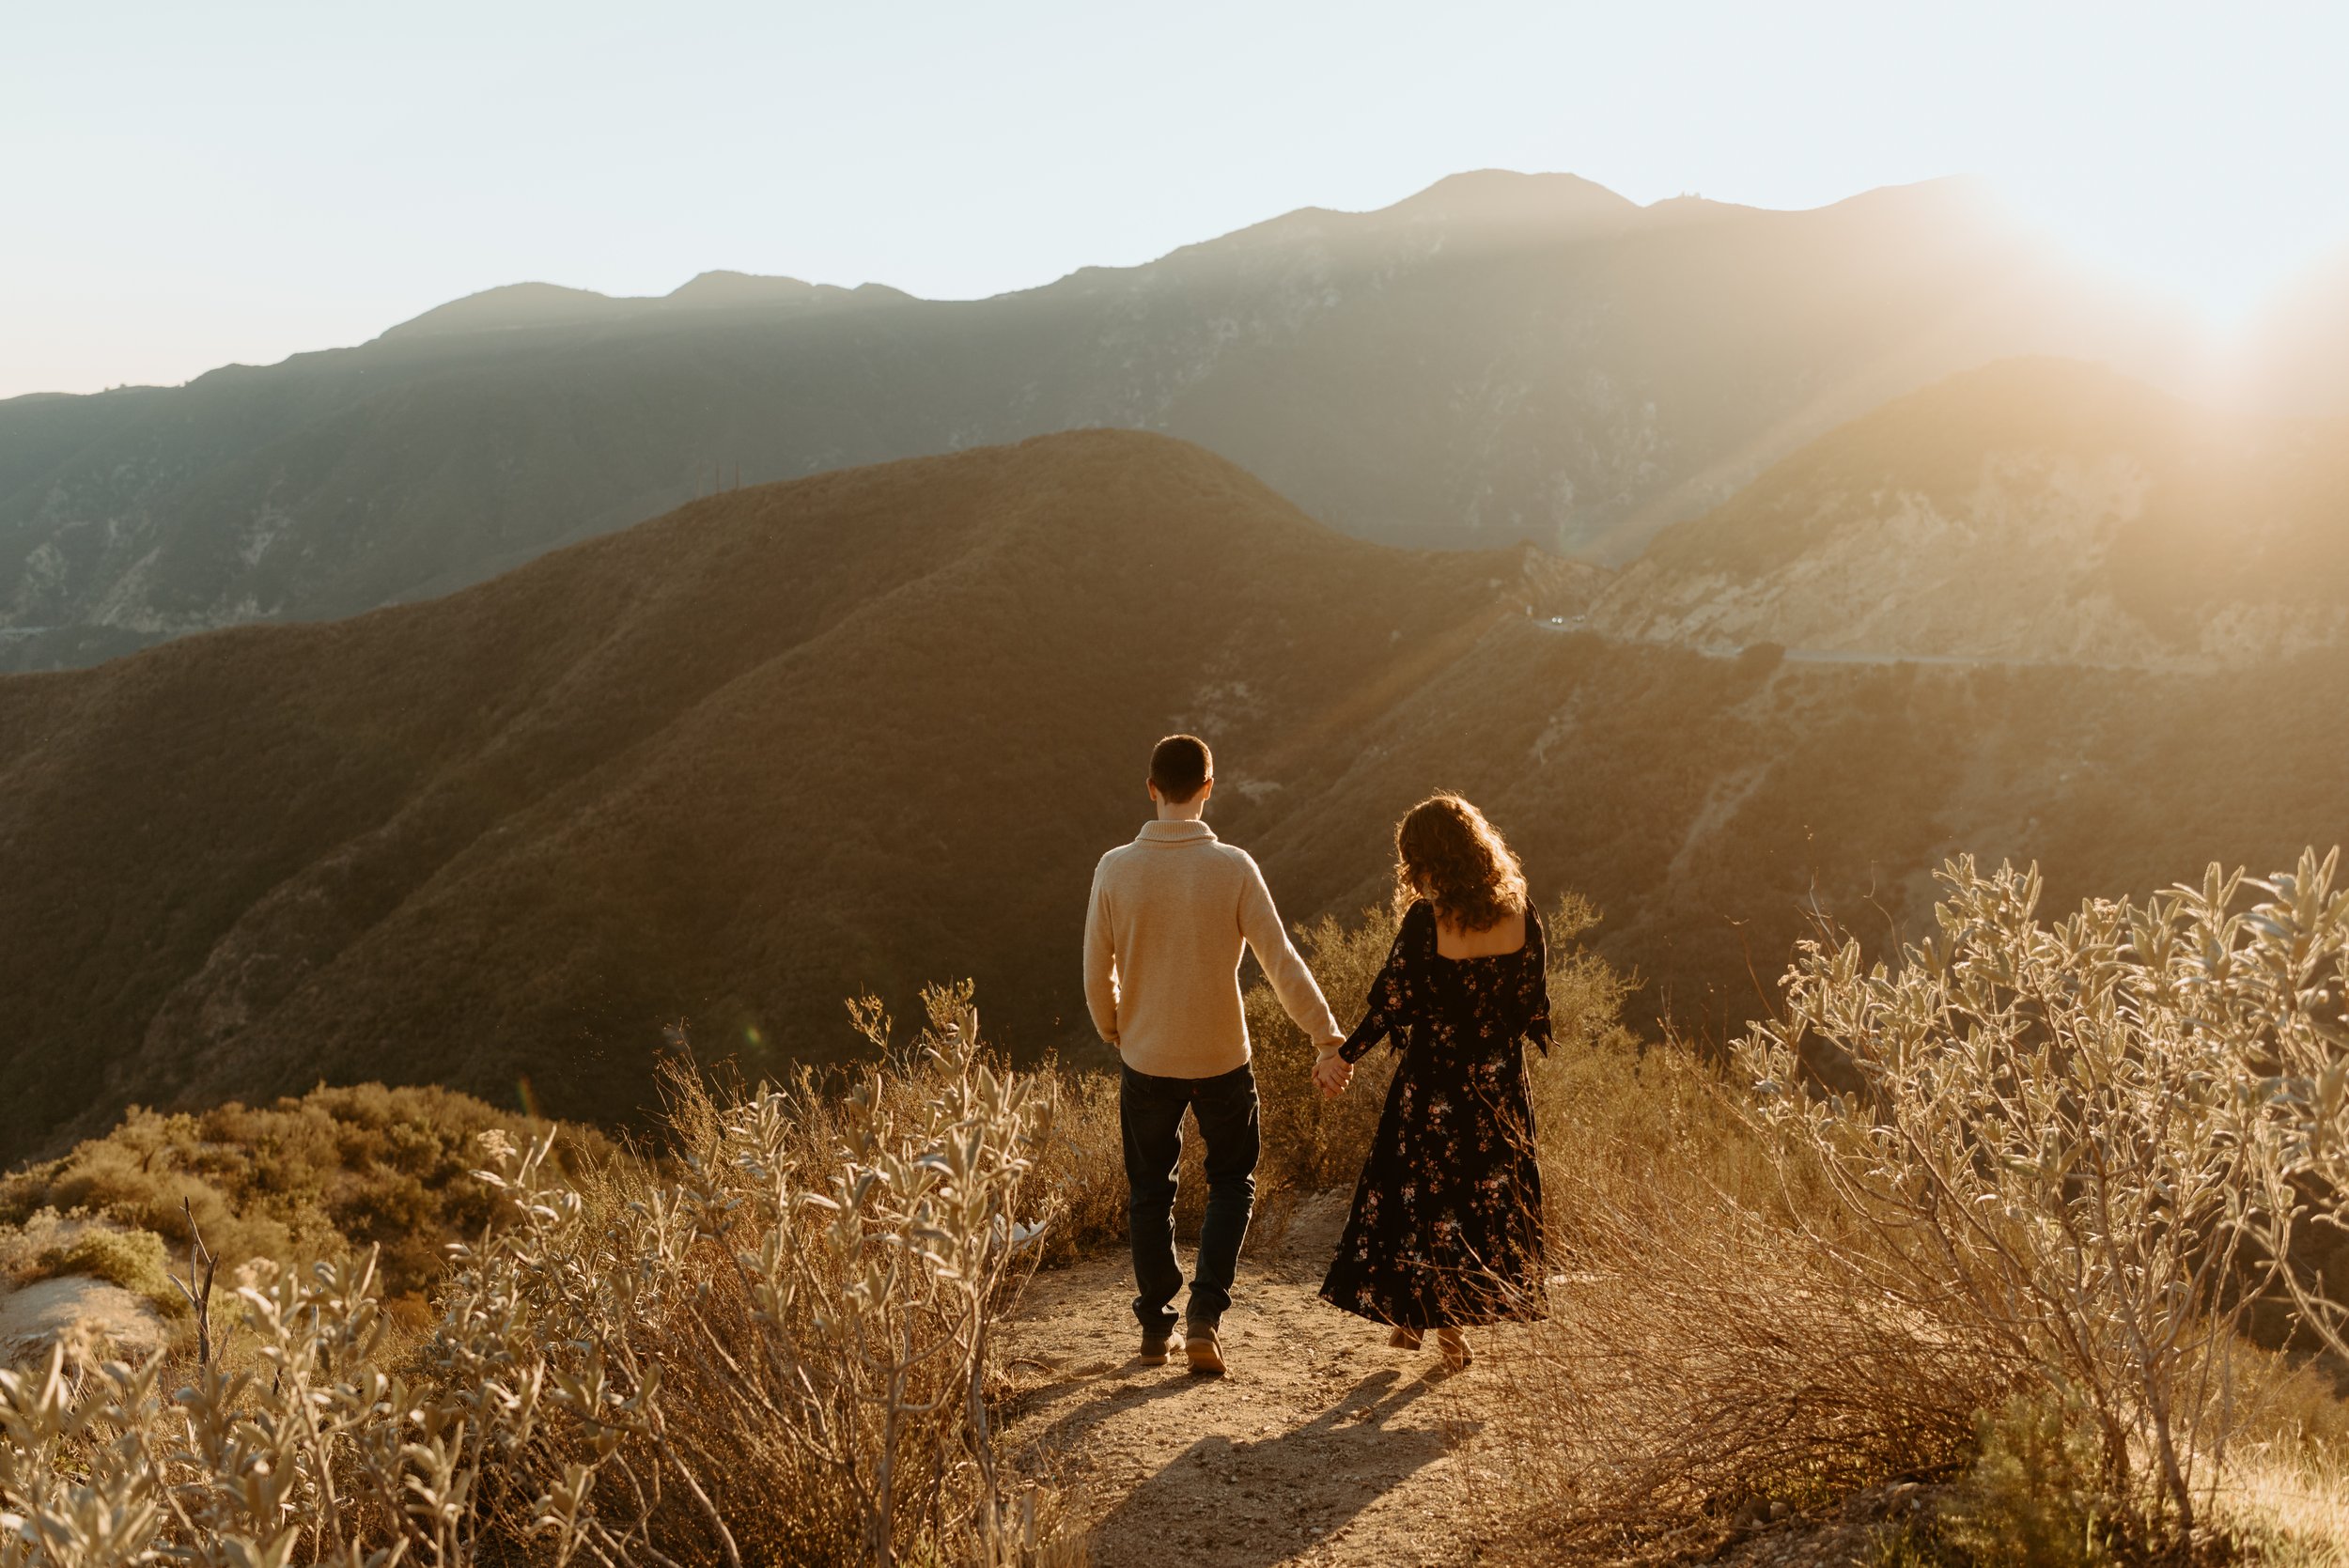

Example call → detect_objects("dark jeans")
1121 1060 1261 1335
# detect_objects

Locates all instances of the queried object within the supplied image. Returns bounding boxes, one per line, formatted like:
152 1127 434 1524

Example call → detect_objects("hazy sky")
7 0 2347 398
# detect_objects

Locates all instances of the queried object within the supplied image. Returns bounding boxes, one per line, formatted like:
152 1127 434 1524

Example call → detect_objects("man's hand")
1313 1051 1353 1098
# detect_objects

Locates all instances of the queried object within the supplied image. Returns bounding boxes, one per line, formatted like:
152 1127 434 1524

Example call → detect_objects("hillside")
0 170 2186 672
1588 359 2349 667
0 431 1584 1162
6 431 2347 1167
1248 629 2349 1045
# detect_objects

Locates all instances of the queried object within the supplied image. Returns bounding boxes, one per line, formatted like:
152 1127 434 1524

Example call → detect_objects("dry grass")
0 988 1084 1566
2185 1346 2349 1568
1465 1031 2014 1562
2212 1447 2349 1568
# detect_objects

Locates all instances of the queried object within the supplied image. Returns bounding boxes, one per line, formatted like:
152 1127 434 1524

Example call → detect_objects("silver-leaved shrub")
1735 850 2349 1547
0 985 1063 1567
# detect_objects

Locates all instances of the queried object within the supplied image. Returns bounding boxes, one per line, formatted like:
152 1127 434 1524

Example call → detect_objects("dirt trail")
1001 1195 1503 1567
1002 1196 1911 1568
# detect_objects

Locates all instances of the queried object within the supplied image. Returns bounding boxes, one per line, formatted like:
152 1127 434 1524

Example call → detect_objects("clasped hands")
1313 1048 1354 1098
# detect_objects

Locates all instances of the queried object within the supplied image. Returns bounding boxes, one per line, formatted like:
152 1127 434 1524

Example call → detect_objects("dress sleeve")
1520 904 1554 1056
1338 903 1433 1063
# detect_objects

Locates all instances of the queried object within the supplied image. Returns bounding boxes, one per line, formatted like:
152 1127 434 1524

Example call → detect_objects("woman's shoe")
1436 1328 1471 1374
1388 1326 1423 1351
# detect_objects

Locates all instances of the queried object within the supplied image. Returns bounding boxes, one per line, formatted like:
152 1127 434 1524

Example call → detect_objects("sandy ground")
1001 1194 1508 1568
0 1275 169 1363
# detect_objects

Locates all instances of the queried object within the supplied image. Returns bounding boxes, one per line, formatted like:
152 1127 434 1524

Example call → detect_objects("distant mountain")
1588 359 2349 667
0 171 2187 673
382 273 913 338
5 432 2343 1164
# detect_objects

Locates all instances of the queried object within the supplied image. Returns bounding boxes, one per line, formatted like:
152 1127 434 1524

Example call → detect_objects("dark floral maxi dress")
1319 899 1551 1329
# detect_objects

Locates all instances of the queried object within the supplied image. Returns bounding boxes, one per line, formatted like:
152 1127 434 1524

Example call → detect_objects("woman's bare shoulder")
1435 904 1528 957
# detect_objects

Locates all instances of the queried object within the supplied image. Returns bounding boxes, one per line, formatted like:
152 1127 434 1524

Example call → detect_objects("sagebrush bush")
2171 851 2349 1358
0 987 1072 1567
1474 852 2349 1561
24 1229 184 1321
1735 850 2349 1549
0 1082 603 1301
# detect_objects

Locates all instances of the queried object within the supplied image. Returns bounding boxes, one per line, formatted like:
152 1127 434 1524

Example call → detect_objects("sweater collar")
1136 819 1218 846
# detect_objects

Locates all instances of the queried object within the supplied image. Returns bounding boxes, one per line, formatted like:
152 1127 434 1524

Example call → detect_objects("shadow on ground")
1081 1369 1456 1565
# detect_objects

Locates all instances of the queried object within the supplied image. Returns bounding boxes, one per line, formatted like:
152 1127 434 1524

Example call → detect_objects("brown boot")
1185 1323 1227 1377
1139 1328 1182 1366
1388 1326 1423 1351
1436 1328 1471 1374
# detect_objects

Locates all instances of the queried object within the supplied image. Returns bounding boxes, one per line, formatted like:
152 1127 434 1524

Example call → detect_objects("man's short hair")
1149 734 1212 802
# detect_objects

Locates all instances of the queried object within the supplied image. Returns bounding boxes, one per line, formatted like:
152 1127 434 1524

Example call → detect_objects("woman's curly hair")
1393 792 1527 932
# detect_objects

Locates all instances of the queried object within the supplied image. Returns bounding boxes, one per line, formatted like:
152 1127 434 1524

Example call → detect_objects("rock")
0 1276 171 1364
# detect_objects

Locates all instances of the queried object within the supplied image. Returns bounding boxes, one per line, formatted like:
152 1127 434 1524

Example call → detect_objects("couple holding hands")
1083 735 1550 1378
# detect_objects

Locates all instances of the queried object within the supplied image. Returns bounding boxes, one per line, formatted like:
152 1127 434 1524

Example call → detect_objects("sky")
6 0 2348 399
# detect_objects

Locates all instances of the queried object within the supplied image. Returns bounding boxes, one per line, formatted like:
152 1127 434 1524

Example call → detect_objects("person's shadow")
1081 1368 1465 1566
1010 1352 1209 1457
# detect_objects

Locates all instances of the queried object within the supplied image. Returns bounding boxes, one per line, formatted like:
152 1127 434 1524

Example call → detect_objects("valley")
2 414 2342 1165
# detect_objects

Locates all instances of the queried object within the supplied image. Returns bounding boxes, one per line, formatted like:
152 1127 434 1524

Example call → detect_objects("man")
1083 734 1346 1376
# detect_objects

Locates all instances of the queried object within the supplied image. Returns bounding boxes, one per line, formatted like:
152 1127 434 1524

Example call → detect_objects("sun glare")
2009 178 2337 333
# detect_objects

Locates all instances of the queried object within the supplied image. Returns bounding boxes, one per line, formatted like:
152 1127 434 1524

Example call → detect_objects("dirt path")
1001 1197 1919 1568
1001 1194 1503 1567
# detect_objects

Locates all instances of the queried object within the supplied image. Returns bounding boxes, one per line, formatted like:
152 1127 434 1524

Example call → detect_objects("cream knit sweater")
1083 819 1344 1079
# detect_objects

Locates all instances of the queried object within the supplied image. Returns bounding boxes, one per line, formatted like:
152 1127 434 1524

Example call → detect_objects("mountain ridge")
0 169 2194 673
381 273 916 339
382 173 1998 338
1588 357 2349 667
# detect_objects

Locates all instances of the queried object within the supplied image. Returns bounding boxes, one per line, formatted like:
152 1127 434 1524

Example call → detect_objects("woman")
1314 793 1550 1373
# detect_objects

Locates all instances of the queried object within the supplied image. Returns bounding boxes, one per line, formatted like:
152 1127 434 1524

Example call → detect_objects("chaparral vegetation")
3 852 2348 1566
